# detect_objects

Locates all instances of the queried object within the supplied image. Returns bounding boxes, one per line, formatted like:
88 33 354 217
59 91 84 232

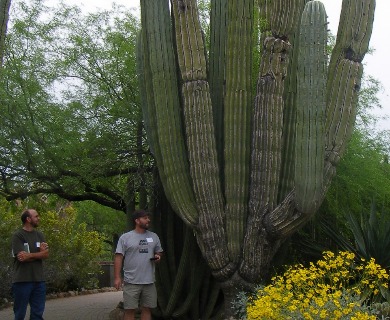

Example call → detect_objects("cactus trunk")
137 0 376 318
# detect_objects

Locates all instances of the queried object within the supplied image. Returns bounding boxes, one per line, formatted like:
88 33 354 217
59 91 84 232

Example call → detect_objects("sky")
60 0 390 130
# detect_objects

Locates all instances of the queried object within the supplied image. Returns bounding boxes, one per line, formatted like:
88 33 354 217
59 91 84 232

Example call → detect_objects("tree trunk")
0 0 11 66
136 0 376 317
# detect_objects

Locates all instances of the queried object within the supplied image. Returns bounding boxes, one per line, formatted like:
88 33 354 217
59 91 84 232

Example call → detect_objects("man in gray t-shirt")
114 210 163 320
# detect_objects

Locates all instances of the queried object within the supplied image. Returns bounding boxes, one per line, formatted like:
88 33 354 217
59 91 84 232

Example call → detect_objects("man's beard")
139 223 149 230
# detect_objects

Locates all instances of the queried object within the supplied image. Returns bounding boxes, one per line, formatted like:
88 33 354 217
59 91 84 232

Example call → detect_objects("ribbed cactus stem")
223 0 254 261
274 1 308 202
249 37 290 215
324 0 375 188
209 0 227 160
171 0 229 271
163 228 192 316
294 0 327 213
140 0 198 225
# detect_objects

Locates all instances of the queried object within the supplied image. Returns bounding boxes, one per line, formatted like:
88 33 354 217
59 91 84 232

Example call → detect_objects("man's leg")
12 282 33 320
140 307 152 320
124 309 136 320
139 284 156 320
29 281 46 320
123 283 141 320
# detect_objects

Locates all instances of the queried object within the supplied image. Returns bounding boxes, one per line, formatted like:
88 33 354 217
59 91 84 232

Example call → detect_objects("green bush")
40 207 104 292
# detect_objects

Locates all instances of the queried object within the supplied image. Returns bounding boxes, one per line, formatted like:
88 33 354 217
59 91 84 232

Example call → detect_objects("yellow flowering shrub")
246 251 389 319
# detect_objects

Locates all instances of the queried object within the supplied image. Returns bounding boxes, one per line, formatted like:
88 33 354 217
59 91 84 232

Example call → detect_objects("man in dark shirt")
11 209 49 320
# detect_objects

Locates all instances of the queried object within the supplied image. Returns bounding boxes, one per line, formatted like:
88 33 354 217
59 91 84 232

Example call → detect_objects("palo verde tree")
137 0 376 317
0 1 151 224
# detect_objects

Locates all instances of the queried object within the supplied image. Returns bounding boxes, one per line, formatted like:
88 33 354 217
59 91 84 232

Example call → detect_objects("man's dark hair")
21 209 31 224
132 209 149 222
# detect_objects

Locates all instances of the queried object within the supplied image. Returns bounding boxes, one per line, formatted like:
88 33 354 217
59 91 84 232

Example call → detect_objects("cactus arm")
324 0 375 188
209 0 227 160
249 0 294 217
240 37 289 281
223 0 254 261
139 0 198 225
269 0 309 38
172 255 207 317
171 0 207 83
242 0 295 281
248 36 289 215
249 0 307 216
202 279 222 319
294 1 327 213
263 0 375 240
170 0 229 271
163 227 193 316
153 210 173 310
277 0 308 201
136 33 164 175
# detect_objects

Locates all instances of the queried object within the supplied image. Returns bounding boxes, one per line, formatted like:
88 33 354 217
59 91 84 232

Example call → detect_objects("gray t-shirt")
115 230 163 284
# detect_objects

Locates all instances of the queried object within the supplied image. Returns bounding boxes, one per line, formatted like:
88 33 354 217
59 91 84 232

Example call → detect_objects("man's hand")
114 277 122 290
17 251 30 262
40 242 49 251
151 253 162 262
113 253 124 290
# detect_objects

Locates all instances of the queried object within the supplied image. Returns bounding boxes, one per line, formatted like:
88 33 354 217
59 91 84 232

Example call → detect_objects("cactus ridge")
294 0 327 214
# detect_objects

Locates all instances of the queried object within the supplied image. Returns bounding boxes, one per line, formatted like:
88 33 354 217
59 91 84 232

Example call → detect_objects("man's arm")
114 253 123 290
16 242 49 262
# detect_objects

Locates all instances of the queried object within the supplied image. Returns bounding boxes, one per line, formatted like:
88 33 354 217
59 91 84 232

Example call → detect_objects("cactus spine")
138 0 376 317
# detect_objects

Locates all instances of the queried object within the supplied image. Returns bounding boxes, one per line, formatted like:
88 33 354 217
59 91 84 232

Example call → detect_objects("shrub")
0 201 20 302
245 251 389 320
40 207 104 292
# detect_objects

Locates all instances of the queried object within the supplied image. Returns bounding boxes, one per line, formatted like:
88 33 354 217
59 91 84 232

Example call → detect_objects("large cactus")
137 0 375 317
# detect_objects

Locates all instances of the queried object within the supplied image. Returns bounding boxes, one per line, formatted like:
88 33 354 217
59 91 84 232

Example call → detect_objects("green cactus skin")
294 1 327 214
324 0 374 189
209 0 227 163
139 0 198 227
223 0 253 263
170 0 230 272
138 0 376 317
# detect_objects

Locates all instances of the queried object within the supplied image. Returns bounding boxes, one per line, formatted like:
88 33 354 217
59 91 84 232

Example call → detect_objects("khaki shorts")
123 283 157 310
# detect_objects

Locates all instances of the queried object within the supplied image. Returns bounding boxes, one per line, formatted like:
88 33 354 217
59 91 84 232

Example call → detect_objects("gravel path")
0 290 123 320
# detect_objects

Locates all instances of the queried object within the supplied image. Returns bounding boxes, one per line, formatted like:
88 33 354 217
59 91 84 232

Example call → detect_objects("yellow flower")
245 251 387 320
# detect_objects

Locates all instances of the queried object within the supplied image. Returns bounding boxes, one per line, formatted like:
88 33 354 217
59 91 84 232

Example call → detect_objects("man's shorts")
123 283 157 309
